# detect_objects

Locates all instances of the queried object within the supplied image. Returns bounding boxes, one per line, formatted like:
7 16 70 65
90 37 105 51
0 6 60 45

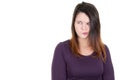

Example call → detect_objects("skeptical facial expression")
74 12 90 39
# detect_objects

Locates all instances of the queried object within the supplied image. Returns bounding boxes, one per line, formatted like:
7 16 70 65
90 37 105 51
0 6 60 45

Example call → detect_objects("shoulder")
56 39 70 48
54 39 70 53
54 40 70 59
104 44 112 59
104 44 110 53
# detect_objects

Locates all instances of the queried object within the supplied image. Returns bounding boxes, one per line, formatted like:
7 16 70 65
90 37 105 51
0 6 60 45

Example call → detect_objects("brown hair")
70 2 106 62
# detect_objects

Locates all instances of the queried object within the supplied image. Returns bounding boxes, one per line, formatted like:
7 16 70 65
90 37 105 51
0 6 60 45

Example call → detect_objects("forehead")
75 12 90 22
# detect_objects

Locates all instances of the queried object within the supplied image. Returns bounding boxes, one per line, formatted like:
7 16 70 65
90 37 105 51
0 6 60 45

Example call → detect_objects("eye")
86 22 90 26
77 21 82 24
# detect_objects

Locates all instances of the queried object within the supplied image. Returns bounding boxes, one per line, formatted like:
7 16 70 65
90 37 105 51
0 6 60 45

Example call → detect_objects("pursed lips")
82 32 88 35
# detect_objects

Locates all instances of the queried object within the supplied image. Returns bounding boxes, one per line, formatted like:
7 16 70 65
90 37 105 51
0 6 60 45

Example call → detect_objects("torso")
62 40 103 80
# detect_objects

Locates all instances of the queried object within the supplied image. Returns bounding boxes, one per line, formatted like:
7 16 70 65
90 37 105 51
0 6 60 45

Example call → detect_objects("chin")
82 37 88 39
79 36 88 39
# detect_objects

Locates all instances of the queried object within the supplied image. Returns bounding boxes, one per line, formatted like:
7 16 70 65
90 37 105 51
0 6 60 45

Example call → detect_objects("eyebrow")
76 20 90 23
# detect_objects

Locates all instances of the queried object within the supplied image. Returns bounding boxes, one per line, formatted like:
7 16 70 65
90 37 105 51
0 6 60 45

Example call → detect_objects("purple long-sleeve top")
52 40 115 80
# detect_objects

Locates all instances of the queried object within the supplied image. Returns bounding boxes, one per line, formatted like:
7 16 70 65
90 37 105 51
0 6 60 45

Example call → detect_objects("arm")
102 45 115 80
52 42 67 80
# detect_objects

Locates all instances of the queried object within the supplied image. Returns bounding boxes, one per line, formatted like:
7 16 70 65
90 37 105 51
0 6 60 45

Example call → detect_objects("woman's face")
74 12 90 39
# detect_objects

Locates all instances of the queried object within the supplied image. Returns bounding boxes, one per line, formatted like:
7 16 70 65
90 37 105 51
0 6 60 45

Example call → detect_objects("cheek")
88 27 90 32
75 26 82 35
74 24 82 32
86 26 90 32
75 26 79 32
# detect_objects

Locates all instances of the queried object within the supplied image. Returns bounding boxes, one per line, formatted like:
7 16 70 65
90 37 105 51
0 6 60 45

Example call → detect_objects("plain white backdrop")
0 0 119 80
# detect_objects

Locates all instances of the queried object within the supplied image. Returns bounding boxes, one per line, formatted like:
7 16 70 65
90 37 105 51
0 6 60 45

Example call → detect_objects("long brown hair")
70 2 106 62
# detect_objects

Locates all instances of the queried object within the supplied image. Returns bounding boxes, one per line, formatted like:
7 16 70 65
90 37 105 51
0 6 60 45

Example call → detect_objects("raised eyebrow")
76 20 82 22
76 20 82 23
76 20 89 23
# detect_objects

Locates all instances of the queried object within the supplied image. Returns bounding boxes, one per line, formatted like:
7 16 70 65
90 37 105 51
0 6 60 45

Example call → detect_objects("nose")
81 23 87 30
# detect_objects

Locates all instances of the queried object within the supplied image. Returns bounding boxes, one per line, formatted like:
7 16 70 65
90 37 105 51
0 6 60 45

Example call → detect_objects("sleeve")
52 42 67 80
102 45 115 80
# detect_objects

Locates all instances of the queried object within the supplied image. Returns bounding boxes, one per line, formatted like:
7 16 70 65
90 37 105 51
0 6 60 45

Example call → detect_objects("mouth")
82 32 88 35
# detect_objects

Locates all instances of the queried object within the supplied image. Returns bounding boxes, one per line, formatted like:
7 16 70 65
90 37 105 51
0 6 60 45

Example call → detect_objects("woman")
52 2 114 80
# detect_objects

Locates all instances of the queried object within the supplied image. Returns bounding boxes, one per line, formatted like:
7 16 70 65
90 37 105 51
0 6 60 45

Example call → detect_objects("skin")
74 12 93 56
74 12 90 39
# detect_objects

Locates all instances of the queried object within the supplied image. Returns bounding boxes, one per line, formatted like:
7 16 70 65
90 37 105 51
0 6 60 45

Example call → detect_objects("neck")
78 38 93 55
78 38 90 48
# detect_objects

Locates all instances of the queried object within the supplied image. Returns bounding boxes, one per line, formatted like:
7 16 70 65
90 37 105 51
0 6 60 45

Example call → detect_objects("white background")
0 0 119 80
